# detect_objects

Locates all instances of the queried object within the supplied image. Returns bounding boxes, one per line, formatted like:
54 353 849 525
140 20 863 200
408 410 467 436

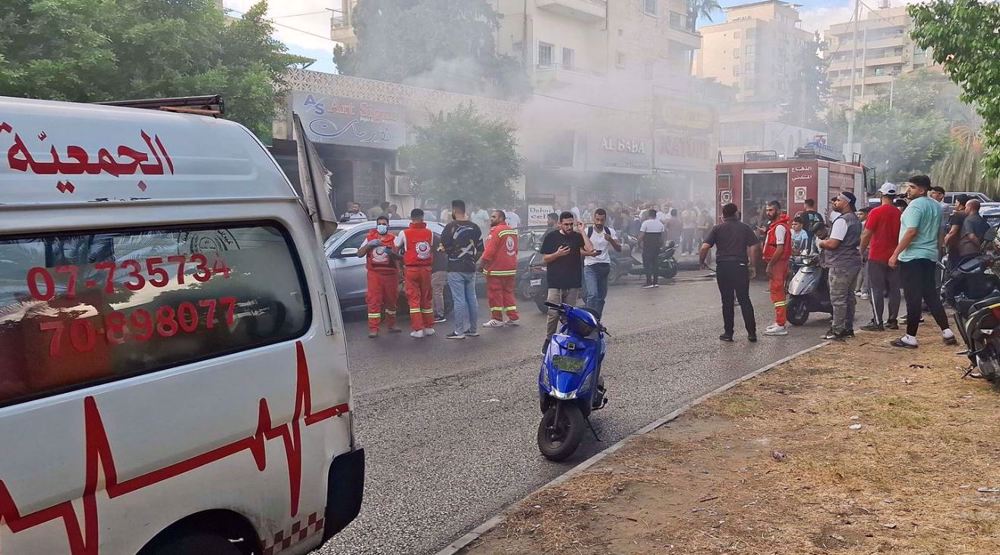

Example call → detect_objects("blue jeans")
447 272 478 334
583 263 610 319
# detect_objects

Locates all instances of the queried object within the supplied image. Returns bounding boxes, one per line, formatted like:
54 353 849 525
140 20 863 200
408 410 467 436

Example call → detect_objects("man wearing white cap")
859 183 902 330
818 191 863 340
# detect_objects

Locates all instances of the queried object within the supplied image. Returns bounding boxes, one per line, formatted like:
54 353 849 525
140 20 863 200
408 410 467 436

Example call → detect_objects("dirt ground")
464 331 1000 554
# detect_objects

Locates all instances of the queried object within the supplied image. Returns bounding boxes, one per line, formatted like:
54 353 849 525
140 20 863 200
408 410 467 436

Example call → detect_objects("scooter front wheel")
786 297 809 326
537 402 585 462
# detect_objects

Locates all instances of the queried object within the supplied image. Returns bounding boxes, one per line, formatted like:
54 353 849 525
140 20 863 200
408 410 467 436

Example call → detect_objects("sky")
222 0 905 76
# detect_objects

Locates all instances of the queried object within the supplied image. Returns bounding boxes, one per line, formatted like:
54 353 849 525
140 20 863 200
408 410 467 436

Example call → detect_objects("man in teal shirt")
888 175 956 348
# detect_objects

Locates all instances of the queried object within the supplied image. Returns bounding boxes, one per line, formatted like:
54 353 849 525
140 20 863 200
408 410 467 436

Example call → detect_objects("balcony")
534 64 604 89
536 0 607 22
330 8 358 47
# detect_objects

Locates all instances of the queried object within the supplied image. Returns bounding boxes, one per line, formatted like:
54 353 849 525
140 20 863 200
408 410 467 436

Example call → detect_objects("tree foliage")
781 34 829 130
400 105 521 208
0 0 310 140
334 0 529 99
931 129 1000 198
687 0 722 31
827 71 973 183
909 0 1000 177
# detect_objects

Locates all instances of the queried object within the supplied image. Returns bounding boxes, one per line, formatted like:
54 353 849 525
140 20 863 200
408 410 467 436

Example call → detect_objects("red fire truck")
715 146 872 226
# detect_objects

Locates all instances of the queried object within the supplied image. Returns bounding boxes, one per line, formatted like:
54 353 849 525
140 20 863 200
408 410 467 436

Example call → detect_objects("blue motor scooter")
537 302 609 461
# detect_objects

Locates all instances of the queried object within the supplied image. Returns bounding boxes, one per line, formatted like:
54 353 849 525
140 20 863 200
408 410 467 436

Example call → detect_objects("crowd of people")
700 176 989 350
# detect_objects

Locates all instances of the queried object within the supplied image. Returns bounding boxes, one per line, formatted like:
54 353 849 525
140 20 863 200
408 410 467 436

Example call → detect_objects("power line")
226 8 339 44
272 10 331 19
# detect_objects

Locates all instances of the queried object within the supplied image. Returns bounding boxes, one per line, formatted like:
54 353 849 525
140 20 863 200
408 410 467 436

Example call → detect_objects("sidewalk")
463 331 1000 554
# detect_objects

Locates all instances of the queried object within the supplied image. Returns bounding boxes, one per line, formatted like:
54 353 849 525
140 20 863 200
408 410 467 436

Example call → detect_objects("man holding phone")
583 208 621 319
540 211 596 354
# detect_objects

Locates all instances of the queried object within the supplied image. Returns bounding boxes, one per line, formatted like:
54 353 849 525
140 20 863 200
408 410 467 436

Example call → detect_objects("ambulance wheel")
787 298 809 326
145 532 243 555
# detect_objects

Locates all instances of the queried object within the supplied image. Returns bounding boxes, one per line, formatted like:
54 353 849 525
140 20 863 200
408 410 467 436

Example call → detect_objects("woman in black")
638 209 665 288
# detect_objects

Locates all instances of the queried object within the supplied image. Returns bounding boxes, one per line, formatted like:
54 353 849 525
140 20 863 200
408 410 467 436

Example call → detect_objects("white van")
0 97 363 554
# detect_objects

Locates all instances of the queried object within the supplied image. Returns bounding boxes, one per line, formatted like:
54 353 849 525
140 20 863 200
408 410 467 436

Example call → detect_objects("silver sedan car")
324 219 446 311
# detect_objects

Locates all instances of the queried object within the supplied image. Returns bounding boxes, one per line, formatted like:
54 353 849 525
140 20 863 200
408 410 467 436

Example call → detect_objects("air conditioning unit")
392 173 414 196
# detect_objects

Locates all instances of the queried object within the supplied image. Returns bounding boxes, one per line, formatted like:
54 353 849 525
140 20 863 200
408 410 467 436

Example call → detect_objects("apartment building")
696 0 813 106
331 0 359 49
824 4 936 108
494 0 722 207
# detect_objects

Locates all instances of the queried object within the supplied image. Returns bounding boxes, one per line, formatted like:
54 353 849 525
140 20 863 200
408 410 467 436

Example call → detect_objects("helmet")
565 306 599 337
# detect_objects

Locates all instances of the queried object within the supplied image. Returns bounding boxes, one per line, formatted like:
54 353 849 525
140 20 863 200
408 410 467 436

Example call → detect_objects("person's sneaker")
748 333 758 342
891 336 918 349
410 330 425 338
434 315 447 324
822 329 851 341
886 320 899 330
719 333 734 342
854 290 863 297
943 330 958 345
653 283 661 288
505 319 520 326
465 330 480 337
642 284 655 289
861 321 884 332
764 323 781 332
482 319 505 328
445 332 465 339
423 327 436 337
764 325 788 336
368 331 378 339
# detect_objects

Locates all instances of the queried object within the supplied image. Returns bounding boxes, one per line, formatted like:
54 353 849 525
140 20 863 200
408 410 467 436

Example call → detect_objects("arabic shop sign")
293 92 405 150
653 130 712 172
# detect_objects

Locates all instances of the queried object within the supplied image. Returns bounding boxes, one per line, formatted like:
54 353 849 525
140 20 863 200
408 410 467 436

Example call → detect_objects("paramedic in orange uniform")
762 200 791 336
395 208 437 338
479 210 520 328
357 215 402 338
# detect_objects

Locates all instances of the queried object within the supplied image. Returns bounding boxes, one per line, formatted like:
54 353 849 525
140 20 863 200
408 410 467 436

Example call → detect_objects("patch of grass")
714 394 761 418
869 395 931 429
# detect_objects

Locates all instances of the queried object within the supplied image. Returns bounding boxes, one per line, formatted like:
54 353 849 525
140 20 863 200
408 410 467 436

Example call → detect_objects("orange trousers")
486 275 519 322
404 266 435 331
768 258 789 326
366 271 398 332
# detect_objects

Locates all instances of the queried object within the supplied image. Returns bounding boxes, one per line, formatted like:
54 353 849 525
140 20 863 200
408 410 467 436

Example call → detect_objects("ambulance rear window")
0 222 311 407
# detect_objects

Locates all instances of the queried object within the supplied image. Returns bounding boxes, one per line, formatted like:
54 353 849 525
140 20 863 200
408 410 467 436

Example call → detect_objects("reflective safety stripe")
498 230 518 236
774 301 787 307
490 306 504 311
487 270 517 276
505 306 517 311
409 308 421 314
367 313 381 319
421 309 434 313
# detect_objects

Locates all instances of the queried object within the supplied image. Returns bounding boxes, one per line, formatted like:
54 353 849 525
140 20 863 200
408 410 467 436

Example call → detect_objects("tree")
781 34 829 130
399 105 521 209
687 0 722 32
334 0 529 99
827 71 967 183
909 0 1000 177
0 0 309 140
931 128 1000 197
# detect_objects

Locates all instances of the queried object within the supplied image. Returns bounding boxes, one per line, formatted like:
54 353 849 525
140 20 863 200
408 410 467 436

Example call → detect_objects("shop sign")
292 92 405 150
587 133 652 174
528 204 553 226
653 130 713 171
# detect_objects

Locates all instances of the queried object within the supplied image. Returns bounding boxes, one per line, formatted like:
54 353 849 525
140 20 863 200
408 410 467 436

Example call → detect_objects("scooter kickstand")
585 417 602 442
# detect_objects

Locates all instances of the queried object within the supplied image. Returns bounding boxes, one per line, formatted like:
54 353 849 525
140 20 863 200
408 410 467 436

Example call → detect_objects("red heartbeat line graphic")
0 341 349 555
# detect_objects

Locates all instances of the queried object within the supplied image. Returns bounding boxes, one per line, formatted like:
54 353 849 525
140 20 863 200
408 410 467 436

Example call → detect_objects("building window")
562 47 575 70
616 51 626 68
538 42 553 67
644 0 658 16
669 11 687 30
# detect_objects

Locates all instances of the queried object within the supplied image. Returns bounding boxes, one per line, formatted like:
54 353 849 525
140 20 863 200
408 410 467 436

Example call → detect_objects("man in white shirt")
583 208 621 318
340 202 367 222
639 209 666 287
505 208 521 229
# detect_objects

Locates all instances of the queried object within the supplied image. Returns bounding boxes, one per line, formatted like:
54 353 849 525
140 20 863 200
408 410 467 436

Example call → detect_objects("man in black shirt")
441 199 484 339
944 194 969 270
540 211 595 352
700 203 760 342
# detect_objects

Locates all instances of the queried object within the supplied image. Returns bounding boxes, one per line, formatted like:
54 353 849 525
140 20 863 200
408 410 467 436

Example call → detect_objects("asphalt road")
318 271 871 555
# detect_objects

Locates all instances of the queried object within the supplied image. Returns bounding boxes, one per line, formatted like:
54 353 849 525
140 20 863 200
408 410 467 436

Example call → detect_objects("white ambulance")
0 96 363 554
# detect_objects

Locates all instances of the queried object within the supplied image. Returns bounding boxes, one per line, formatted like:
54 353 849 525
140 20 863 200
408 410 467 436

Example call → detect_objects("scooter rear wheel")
537 402 585 462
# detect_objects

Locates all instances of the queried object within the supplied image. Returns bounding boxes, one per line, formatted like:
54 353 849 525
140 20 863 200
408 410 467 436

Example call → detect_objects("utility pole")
845 0 860 160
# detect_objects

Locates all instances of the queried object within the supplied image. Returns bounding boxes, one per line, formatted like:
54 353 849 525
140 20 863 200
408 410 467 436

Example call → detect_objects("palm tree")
687 0 723 32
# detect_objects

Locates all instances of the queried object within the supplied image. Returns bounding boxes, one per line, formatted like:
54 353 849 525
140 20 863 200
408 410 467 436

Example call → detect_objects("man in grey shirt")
957 199 989 262
818 192 863 340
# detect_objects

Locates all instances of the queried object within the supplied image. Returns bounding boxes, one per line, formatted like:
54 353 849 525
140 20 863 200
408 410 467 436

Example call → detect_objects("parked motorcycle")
624 236 678 281
537 302 608 462
942 227 1000 380
786 253 832 325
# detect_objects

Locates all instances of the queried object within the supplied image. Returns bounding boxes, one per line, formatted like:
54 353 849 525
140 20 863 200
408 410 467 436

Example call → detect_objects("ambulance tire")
146 532 243 555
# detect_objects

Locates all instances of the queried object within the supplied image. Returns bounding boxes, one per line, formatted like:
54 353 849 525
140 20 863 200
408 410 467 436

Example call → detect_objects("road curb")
433 341 830 555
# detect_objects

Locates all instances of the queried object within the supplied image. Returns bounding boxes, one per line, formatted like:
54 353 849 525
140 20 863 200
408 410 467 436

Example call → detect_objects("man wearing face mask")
357 216 402 338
